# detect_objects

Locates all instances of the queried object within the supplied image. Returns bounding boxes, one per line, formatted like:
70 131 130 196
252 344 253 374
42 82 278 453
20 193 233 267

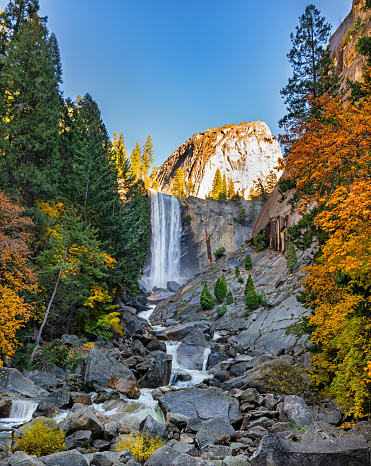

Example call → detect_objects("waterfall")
0 399 38 430
143 189 182 290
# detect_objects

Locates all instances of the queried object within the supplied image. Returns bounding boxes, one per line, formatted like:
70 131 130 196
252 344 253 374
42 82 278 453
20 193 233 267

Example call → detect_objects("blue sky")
2 0 352 166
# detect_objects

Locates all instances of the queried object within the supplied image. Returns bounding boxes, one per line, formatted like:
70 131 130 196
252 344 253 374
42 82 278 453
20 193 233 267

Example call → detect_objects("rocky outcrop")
329 0 371 94
156 121 282 199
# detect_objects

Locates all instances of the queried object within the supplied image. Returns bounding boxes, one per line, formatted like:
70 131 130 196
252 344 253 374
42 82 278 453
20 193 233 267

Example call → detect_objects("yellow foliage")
15 419 65 457
100 312 124 336
115 432 165 462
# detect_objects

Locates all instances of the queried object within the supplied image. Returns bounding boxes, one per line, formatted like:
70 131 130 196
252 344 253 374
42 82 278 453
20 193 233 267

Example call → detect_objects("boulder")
108 377 140 399
0 368 48 398
59 406 104 439
22 370 58 391
250 433 371 465
143 446 179 466
158 387 241 423
147 338 166 352
300 422 344 445
7 451 46 466
65 430 92 449
166 439 198 456
165 322 210 341
90 451 136 466
70 392 92 406
195 416 236 448
139 415 167 439
167 281 181 293
0 398 12 417
84 346 134 387
176 329 208 371
121 312 144 335
139 353 172 388
280 395 314 428
39 449 89 466
39 388 71 411
61 334 79 346
343 421 371 448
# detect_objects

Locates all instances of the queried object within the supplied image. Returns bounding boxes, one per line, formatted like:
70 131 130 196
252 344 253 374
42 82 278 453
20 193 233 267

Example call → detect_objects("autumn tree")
171 168 186 197
211 168 222 199
0 190 38 364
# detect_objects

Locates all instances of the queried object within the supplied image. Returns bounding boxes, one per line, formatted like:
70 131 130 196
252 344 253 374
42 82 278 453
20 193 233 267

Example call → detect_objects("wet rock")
159 387 241 423
176 328 208 371
165 322 210 341
65 430 92 449
84 346 134 387
143 445 179 466
280 395 314 428
139 353 172 388
39 449 89 466
167 281 181 293
0 399 12 417
147 338 166 352
250 433 371 465
108 377 140 399
0 368 48 398
139 415 167 439
59 406 104 439
195 417 236 448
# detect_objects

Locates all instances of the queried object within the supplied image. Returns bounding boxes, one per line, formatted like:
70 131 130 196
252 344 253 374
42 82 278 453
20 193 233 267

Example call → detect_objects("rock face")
156 121 282 199
329 0 371 95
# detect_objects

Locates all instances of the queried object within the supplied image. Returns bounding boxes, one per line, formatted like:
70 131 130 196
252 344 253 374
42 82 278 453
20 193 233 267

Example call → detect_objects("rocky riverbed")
1 244 371 465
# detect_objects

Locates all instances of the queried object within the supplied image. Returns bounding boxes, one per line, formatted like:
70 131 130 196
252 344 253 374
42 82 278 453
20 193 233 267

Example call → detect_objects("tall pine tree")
141 135 154 180
130 142 141 180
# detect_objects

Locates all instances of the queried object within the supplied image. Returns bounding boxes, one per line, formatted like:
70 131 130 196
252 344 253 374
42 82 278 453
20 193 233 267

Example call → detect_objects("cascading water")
143 189 182 290
0 400 37 430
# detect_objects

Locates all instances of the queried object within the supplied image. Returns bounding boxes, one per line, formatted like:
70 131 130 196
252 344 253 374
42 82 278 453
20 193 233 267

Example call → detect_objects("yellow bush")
258 362 308 396
15 418 65 457
115 432 165 463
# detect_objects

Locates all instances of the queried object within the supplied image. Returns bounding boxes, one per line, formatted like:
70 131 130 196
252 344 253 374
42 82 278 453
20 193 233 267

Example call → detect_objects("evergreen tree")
287 243 298 272
171 168 186 197
200 284 213 310
211 168 222 199
279 5 332 133
214 274 227 303
227 178 236 199
235 266 240 277
220 174 227 200
130 142 141 180
0 0 40 39
244 274 254 296
141 134 154 180
110 132 128 178
0 14 63 205
226 290 233 304
245 255 252 270
186 179 195 196
246 289 260 309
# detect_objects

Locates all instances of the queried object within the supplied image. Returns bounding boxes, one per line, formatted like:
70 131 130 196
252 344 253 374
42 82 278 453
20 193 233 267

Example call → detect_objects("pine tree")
0 14 63 205
171 168 186 197
226 290 233 305
287 243 298 272
211 168 222 199
235 266 240 277
214 274 227 303
186 179 195 196
130 142 141 180
0 0 40 39
111 132 128 178
141 134 154 180
227 178 236 199
244 274 254 296
200 284 213 310
246 289 260 309
279 5 332 133
220 174 227 200
245 255 252 270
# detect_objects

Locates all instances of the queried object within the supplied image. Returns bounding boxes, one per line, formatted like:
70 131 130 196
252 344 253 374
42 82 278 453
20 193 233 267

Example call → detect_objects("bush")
226 290 233 304
32 340 84 372
245 255 252 270
214 274 227 303
258 363 308 396
116 432 165 463
258 291 267 306
237 276 244 283
182 214 192 225
235 266 240 277
84 311 124 340
216 304 227 316
15 419 65 457
287 243 298 272
200 284 214 310
254 234 267 251
214 246 226 259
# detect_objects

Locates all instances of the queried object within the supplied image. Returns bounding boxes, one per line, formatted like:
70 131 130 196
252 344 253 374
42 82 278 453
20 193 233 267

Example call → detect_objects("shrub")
15 419 65 457
84 311 124 340
116 432 165 463
214 274 227 303
254 234 267 251
258 291 267 306
216 304 228 316
32 340 84 371
287 243 298 272
237 276 244 283
214 246 226 259
200 284 214 310
235 266 240 277
226 290 233 304
245 255 252 270
245 289 260 309
258 363 308 396
182 214 192 225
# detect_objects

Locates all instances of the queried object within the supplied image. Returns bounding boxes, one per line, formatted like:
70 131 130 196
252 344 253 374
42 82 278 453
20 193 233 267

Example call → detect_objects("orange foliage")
0 191 38 363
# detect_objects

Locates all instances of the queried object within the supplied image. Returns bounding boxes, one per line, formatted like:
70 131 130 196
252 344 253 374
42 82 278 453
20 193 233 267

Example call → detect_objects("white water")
143 189 182 290
0 400 38 430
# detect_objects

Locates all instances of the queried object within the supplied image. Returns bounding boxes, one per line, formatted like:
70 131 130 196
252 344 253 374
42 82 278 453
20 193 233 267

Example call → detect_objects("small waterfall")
144 189 182 290
0 400 37 430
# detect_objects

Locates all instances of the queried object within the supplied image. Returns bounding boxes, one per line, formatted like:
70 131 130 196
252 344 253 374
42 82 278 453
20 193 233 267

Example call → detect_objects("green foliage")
226 290 233 304
254 234 267 252
214 274 227 303
287 243 298 272
244 274 254 295
31 340 84 371
216 304 227 316
116 432 165 463
235 266 240 277
214 247 226 259
257 363 308 396
182 214 192 225
289 423 308 431
141 135 154 180
200 284 214 310
237 276 244 283
245 255 252 270
245 289 260 309
258 291 267 306
15 419 65 457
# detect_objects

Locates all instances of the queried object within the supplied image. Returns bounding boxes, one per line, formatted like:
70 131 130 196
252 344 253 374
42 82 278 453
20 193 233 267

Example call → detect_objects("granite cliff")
156 121 283 199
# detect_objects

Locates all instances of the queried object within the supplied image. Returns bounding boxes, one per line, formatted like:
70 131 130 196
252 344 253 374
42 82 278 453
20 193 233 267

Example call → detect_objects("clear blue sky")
2 0 352 166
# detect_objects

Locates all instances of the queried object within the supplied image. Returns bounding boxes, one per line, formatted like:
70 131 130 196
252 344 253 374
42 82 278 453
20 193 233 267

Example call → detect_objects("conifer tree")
227 178 236 199
211 168 222 199
244 274 254 296
287 243 298 272
171 168 186 197
130 142 141 180
186 179 195 196
235 266 240 277
214 274 227 302
245 255 252 270
220 174 227 200
111 132 128 178
141 134 154 180
279 4 332 133
200 284 213 310
226 290 233 305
